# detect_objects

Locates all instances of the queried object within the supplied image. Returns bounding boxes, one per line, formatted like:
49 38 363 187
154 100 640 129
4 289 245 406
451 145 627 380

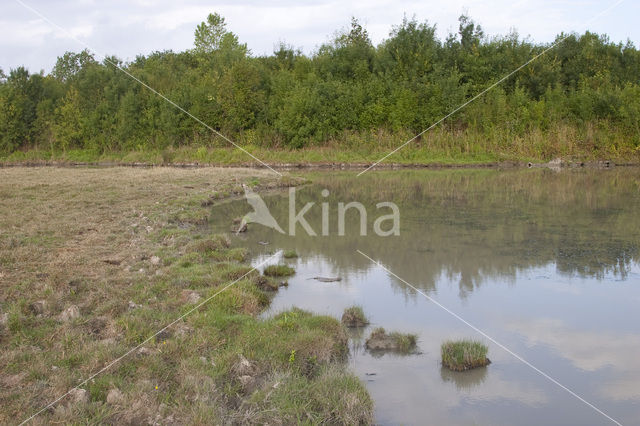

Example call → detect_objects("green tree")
52 50 96 83
53 87 83 151
194 13 248 59
194 13 228 53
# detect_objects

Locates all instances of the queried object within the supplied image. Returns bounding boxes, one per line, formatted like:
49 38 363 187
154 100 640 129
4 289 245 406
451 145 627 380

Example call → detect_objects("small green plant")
441 340 490 371
289 349 296 364
341 306 369 327
277 310 300 330
283 250 298 259
263 264 295 277
195 146 208 161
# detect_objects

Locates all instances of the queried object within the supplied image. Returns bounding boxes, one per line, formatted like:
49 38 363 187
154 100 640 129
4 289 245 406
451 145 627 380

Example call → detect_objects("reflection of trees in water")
440 365 488 390
210 168 640 295
554 240 637 279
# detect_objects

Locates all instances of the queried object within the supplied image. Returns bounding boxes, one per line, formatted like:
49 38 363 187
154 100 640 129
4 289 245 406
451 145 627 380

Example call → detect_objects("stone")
233 354 255 376
60 305 80 322
137 347 157 356
68 388 89 404
238 375 254 389
29 300 47 315
181 290 201 304
174 323 193 337
106 388 124 405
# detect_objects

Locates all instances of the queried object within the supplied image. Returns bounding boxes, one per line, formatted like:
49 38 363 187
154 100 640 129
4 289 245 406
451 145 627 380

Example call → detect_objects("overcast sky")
2 0 638 74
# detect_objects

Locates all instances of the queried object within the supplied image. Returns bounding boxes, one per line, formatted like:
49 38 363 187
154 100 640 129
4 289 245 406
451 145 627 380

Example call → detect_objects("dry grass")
365 327 417 353
341 306 369 327
0 166 372 424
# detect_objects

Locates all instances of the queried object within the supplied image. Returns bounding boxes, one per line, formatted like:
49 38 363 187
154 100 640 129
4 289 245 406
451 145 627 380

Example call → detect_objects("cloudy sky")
2 0 638 73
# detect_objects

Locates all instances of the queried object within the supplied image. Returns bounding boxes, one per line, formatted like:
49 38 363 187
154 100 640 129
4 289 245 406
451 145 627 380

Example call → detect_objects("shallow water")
210 168 640 425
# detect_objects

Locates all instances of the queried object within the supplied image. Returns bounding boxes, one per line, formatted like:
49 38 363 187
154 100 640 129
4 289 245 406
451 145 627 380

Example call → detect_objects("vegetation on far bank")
441 340 490 371
3 122 639 168
0 167 372 424
1 13 640 164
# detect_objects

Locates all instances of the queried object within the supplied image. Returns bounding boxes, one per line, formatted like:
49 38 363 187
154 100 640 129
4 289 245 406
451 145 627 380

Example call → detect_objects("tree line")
1 13 639 155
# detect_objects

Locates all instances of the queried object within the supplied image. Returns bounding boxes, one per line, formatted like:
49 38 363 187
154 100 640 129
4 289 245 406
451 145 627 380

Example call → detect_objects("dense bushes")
1 13 639 155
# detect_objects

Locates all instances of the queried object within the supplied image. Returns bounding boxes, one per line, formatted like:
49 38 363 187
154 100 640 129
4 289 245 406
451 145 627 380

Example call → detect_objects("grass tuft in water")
263 264 295 277
341 306 369 327
282 250 298 259
365 327 417 353
441 340 490 371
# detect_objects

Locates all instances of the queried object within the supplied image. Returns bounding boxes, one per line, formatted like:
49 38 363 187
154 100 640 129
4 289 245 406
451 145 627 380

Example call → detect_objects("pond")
210 168 640 425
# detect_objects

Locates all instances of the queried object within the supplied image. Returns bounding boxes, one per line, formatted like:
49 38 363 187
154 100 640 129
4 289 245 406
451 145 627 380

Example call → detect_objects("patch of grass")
282 250 298 259
0 167 371 424
207 279 269 316
390 332 418 353
189 235 231 253
252 274 280 291
263 264 295 277
341 306 369 327
177 252 201 268
441 340 490 371
365 327 417 353
244 366 373 424
207 247 249 262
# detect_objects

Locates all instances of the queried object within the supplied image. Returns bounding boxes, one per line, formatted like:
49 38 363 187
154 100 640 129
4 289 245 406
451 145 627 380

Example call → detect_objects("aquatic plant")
441 340 490 371
365 327 417 353
283 250 298 259
264 264 295 277
341 306 369 327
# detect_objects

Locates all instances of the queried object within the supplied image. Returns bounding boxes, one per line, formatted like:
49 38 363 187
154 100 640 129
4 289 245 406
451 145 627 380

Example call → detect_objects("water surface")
211 168 640 425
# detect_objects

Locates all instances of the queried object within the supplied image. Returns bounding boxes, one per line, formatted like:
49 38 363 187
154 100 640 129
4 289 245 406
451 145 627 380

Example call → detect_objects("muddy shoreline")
1 159 638 170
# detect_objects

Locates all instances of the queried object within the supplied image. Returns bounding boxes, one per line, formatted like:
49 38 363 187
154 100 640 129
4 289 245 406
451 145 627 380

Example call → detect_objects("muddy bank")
2 158 637 170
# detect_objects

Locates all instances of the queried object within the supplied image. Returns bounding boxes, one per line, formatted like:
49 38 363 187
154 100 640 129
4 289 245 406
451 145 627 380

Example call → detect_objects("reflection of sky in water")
212 169 640 425
250 252 640 425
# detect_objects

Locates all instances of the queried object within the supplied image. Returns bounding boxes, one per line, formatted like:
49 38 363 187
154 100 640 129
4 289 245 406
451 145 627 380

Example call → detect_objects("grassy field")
0 167 372 424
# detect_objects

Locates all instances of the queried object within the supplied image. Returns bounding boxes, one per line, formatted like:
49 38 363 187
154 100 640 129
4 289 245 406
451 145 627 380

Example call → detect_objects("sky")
1 0 638 74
